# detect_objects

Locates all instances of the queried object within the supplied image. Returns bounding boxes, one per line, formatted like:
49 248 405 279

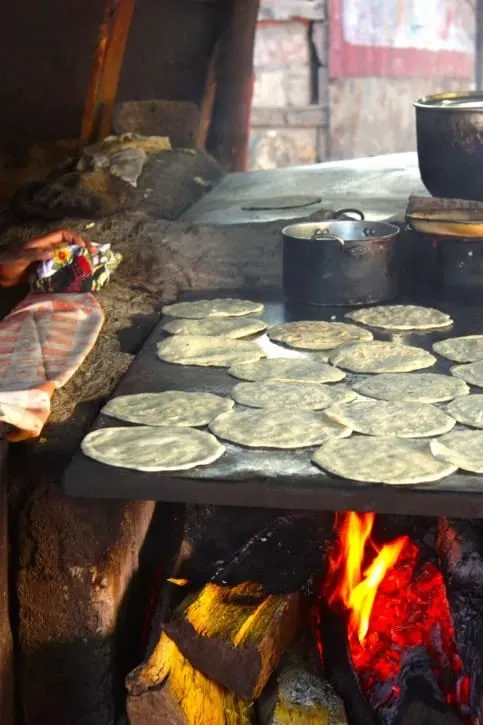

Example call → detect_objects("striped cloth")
0 293 104 441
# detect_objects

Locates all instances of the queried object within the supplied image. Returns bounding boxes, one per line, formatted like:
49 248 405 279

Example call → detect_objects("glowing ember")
322 512 471 722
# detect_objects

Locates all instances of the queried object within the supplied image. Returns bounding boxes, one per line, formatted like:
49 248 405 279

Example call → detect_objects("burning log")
437 517 483 722
164 581 300 699
257 652 348 725
126 632 253 725
177 506 333 595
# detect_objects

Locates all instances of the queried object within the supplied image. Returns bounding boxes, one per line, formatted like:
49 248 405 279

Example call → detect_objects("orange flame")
325 512 408 644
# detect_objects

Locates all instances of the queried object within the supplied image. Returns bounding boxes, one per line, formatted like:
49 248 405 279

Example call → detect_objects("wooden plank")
165 582 300 699
251 105 328 128
127 632 253 725
81 0 136 145
258 1 325 20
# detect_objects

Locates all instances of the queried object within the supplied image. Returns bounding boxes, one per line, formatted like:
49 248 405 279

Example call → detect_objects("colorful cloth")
30 243 122 294
0 293 104 441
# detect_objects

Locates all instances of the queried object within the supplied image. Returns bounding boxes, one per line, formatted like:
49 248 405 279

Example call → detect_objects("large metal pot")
414 91 483 201
282 217 400 307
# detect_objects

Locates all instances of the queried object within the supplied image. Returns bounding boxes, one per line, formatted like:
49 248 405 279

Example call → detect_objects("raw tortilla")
267 321 373 351
352 372 469 404
450 362 483 388
430 430 483 473
102 391 234 427
209 409 351 449
324 398 455 438
228 358 346 383
162 298 264 319
81 426 225 472
312 436 457 485
433 335 483 363
162 317 267 339
232 381 356 410
157 335 265 367
446 394 483 429
346 304 453 331
329 341 436 374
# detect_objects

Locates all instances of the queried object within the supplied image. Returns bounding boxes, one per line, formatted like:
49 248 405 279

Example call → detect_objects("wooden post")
207 0 260 171
477 0 483 89
81 0 136 146
0 441 14 725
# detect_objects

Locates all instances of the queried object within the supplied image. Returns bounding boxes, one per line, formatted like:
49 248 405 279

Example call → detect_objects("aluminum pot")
282 214 400 307
414 91 483 201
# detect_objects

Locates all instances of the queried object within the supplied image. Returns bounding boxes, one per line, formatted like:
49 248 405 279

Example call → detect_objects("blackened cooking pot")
414 91 483 202
282 218 400 307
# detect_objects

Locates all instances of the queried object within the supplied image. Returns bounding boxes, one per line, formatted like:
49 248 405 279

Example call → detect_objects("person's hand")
0 230 94 287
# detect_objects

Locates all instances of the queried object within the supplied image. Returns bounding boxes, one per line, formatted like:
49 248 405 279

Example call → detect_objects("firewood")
126 632 253 725
164 582 300 699
258 654 348 725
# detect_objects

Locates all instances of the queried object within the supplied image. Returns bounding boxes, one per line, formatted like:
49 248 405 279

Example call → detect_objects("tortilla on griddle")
346 304 453 331
312 436 457 485
209 409 351 449
162 298 264 319
231 381 356 410
156 334 265 367
229 358 346 383
352 372 469 404
267 321 373 351
162 317 267 339
329 341 436 374
102 391 234 427
82 426 225 472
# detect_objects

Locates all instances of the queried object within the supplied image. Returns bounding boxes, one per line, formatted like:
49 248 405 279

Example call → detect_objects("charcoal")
176 506 334 595
210 512 334 595
318 604 378 725
437 517 483 722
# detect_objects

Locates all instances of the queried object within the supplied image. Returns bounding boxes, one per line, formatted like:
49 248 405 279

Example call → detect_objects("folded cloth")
30 242 122 294
0 292 104 441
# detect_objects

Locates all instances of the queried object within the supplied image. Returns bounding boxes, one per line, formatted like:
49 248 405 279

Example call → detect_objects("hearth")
126 508 483 725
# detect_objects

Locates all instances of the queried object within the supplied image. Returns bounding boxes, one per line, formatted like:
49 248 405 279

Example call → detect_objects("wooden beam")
207 0 260 171
81 0 136 146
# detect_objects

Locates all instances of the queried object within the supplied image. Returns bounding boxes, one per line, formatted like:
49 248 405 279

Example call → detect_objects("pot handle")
311 230 345 246
333 207 365 221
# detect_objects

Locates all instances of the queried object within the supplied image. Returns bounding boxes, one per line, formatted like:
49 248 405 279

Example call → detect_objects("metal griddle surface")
63 291 483 518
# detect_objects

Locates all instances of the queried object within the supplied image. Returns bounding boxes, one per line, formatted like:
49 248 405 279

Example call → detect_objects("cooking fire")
319 512 472 724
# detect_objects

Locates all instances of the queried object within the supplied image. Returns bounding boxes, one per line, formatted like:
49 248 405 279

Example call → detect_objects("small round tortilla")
451 362 483 388
352 373 469 404
162 298 264 319
82 426 225 472
446 394 483 429
346 305 453 331
228 358 346 384
232 381 356 410
267 321 373 351
433 335 483 363
102 391 234 427
162 317 267 339
209 409 351 449
430 430 483 473
329 341 436 374
312 436 457 485
157 335 265 367
324 398 455 438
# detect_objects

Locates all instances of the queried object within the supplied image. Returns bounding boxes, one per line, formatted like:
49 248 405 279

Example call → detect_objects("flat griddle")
63 291 483 518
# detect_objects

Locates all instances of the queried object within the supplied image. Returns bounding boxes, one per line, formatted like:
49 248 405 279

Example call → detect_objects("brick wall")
249 1 328 170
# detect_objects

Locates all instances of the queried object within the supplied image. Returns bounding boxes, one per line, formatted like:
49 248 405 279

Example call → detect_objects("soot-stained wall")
0 0 218 153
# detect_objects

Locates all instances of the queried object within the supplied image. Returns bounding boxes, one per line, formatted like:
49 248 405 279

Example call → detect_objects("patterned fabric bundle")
30 242 122 294
0 293 104 441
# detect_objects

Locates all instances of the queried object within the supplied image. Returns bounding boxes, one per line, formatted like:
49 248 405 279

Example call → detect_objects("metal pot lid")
414 91 483 111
